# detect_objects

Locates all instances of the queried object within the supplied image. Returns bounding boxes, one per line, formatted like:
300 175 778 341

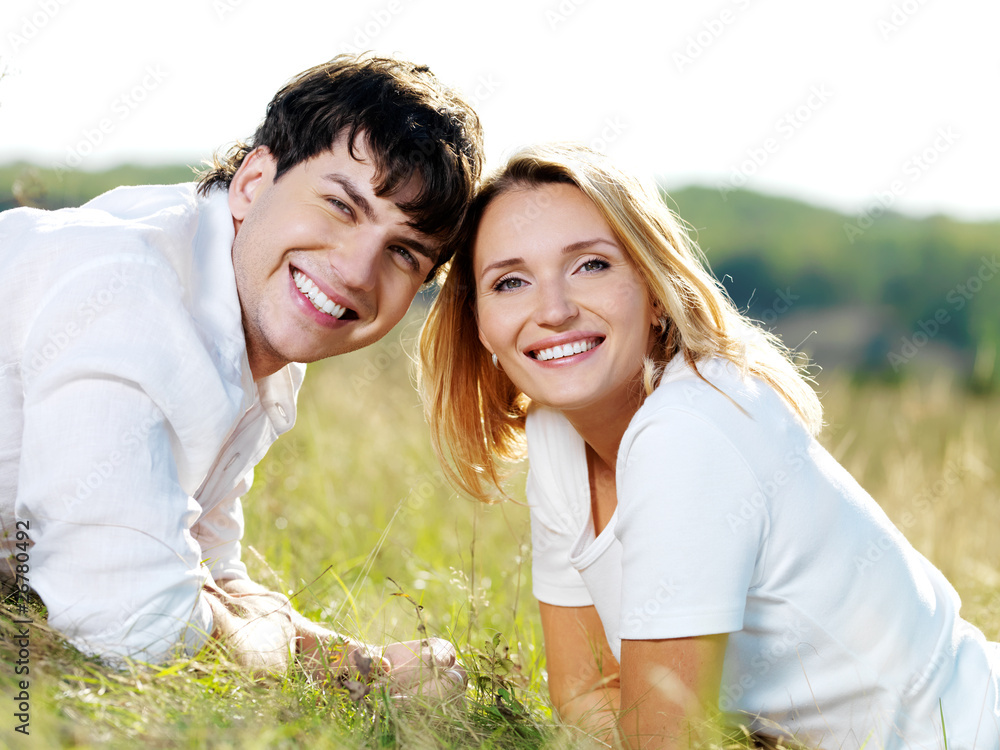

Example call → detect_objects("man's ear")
229 146 275 226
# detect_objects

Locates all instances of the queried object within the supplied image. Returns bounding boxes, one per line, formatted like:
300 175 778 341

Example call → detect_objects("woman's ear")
477 328 494 357
649 301 664 329
229 146 275 227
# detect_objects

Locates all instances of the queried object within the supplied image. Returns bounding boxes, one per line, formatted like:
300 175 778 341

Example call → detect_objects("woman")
419 144 999 749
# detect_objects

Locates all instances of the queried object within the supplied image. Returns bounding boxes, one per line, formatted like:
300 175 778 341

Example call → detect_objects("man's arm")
17 257 242 663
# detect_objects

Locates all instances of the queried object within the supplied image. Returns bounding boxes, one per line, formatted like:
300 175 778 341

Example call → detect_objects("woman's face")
473 183 658 416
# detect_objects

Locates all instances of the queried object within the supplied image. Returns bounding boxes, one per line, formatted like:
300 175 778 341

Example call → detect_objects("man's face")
229 135 439 379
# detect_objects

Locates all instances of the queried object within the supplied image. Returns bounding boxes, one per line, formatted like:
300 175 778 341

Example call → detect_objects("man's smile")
290 267 358 320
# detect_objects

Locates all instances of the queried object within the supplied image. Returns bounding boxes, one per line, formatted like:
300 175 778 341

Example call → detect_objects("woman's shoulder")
624 354 804 458
645 355 761 414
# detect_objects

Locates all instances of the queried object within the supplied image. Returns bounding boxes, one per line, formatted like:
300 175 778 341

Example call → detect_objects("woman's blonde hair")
418 143 822 503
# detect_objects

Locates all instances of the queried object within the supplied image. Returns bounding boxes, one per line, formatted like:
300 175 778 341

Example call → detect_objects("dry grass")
1 316 997 747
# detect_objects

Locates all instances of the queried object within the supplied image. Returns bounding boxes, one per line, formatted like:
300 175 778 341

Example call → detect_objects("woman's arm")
619 634 728 750
540 602 621 743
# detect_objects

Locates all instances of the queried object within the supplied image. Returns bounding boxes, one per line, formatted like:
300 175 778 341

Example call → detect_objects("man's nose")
326 228 381 292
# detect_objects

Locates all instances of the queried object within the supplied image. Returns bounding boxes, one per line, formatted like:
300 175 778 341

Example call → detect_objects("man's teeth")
293 270 346 319
534 339 599 362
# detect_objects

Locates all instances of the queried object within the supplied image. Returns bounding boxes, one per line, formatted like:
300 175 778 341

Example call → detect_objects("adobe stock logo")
5 0 72 55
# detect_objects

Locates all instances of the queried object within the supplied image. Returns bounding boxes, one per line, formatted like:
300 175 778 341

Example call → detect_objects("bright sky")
1 0 997 221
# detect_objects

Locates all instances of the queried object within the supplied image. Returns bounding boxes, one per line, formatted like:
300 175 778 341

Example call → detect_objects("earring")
491 352 501 370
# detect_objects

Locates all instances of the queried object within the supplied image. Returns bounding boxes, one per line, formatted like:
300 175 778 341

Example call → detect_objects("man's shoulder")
2 183 230 283
80 182 202 224
2 183 206 250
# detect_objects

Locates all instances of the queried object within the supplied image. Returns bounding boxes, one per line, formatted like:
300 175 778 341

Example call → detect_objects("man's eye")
392 246 420 272
327 198 351 215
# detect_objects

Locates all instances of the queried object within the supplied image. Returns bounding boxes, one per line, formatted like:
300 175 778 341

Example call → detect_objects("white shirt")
0 184 304 664
527 355 999 750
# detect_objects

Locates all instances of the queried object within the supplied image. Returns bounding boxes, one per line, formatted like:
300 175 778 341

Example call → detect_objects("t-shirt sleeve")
525 409 593 607
616 407 767 640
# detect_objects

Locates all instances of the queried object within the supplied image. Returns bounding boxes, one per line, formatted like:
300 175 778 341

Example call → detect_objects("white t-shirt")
0 184 304 664
527 355 999 750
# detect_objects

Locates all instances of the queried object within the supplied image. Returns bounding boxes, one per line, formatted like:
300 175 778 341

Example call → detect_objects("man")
0 54 482 695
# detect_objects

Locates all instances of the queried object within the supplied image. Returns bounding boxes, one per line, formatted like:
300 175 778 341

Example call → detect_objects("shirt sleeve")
525 409 593 607
191 471 251 582
616 407 767 640
17 256 239 665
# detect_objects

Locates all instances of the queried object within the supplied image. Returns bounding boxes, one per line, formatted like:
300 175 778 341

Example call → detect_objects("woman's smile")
526 334 604 362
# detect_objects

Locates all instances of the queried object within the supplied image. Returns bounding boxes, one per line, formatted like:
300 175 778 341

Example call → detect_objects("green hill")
668 186 999 387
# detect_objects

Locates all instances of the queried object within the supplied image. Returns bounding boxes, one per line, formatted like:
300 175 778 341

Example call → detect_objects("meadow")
1 310 998 749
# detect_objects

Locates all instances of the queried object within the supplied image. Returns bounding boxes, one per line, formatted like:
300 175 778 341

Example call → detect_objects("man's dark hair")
198 53 483 273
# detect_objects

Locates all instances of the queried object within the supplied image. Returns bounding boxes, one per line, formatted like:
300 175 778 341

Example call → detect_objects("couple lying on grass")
2 52 996 749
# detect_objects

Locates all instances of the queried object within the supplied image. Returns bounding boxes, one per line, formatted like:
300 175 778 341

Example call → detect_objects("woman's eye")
580 258 609 273
494 276 524 292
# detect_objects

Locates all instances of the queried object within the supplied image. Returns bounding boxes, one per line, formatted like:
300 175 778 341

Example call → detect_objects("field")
2 311 998 749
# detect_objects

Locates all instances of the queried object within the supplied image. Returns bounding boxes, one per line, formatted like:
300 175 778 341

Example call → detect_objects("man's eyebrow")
322 172 437 263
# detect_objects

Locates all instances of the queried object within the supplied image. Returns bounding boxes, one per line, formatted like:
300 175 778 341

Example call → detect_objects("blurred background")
2 0 998 387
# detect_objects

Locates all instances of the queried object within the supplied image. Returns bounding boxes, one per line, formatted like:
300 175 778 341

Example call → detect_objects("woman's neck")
561 378 646 472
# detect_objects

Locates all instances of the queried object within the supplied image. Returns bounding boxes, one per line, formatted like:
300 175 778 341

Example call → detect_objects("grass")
2 312 998 748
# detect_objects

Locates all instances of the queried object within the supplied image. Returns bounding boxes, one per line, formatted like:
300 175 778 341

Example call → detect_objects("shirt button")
275 404 287 419
224 452 241 470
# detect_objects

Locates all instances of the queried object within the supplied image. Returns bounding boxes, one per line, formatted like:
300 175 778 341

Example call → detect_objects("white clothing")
528 356 999 750
0 184 304 664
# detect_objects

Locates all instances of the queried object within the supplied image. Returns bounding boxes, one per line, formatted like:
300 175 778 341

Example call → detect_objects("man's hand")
204 580 296 674
211 579 468 700
380 638 468 700
298 621 468 701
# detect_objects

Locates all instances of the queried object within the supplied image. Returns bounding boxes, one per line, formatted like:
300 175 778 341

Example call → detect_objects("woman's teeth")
293 270 347 319
534 339 599 362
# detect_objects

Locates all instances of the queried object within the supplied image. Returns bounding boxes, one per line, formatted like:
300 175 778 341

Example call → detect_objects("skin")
473 184 727 747
206 134 464 697
229 134 440 380
207 579 465 699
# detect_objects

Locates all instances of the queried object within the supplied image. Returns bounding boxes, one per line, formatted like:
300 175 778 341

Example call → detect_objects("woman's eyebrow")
562 238 618 254
479 257 524 277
